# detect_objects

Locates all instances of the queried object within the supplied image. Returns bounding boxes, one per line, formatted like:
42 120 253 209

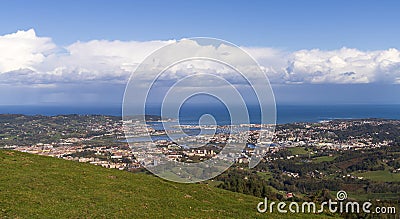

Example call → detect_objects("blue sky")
0 0 400 106
2 0 400 50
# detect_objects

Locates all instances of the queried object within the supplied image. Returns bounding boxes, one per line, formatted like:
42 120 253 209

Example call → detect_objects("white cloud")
282 47 400 84
1 29 400 85
0 29 55 73
37 37 175 84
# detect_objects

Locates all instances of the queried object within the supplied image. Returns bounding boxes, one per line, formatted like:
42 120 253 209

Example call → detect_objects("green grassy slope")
354 170 400 182
0 150 331 218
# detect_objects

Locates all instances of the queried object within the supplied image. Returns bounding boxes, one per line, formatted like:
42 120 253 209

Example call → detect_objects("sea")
0 104 399 125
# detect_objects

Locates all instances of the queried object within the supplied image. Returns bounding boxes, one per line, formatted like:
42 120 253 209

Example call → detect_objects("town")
1 114 396 170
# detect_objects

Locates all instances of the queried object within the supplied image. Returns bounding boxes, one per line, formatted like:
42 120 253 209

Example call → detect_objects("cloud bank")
1 29 400 86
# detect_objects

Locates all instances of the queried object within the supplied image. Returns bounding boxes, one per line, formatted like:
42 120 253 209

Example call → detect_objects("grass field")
287 147 309 155
354 170 400 182
0 150 334 218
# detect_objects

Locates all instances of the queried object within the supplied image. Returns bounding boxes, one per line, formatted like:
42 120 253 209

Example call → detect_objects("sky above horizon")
0 0 400 106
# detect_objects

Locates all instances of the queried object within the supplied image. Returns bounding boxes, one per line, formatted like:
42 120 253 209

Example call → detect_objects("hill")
0 150 331 218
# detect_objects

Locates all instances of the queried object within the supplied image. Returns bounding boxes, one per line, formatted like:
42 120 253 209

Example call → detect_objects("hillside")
0 150 333 218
